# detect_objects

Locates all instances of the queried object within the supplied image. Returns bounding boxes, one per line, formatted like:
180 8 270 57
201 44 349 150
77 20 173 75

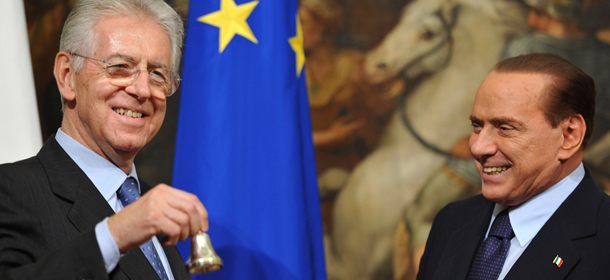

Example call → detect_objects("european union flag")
173 0 326 279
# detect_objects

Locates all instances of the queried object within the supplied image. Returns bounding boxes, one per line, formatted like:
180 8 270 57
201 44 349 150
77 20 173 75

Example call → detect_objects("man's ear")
53 51 76 102
558 114 586 160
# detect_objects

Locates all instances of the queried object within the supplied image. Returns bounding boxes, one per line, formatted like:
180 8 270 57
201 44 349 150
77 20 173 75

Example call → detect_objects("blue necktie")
118 177 170 280
467 209 514 280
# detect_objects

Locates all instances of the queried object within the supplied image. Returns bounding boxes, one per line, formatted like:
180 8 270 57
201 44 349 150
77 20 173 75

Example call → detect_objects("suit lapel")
38 136 162 279
38 137 115 231
504 229 579 280
432 200 494 280
505 172 601 280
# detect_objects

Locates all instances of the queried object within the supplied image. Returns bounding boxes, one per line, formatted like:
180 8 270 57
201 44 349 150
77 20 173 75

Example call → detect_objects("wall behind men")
22 1 610 279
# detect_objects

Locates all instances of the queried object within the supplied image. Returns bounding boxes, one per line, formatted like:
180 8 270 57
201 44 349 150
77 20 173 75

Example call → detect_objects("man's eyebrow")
147 62 169 70
489 117 523 126
469 115 525 127
106 54 136 63
107 54 169 69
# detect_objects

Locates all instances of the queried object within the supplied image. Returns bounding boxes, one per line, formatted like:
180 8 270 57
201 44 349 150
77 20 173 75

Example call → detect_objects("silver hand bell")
186 231 224 274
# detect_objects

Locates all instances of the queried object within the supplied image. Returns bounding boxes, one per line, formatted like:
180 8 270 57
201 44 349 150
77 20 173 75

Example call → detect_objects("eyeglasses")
71 53 181 96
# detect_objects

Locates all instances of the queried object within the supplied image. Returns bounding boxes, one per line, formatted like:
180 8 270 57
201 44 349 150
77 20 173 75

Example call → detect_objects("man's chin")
109 139 149 156
481 186 513 206
107 131 153 150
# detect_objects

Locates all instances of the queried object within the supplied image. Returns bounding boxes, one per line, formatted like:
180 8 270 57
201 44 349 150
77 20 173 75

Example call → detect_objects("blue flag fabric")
173 1 326 279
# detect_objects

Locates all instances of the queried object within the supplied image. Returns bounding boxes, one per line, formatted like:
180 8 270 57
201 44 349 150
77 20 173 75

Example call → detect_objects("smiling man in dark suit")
0 0 208 279
417 53 610 280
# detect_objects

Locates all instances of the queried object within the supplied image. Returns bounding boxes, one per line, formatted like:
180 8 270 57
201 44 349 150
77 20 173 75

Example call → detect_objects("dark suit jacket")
417 169 610 280
0 136 192 280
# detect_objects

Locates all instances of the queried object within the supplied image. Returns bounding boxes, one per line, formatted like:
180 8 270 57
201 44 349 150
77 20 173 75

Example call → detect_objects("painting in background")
301 0 610 280
24 0 610 279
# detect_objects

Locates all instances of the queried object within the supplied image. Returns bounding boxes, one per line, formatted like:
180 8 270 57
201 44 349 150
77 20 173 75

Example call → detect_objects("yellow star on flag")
288 15 306 77
198 0 259 53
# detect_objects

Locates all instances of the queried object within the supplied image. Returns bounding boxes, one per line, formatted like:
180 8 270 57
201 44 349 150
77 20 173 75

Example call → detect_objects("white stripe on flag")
0 0 42 163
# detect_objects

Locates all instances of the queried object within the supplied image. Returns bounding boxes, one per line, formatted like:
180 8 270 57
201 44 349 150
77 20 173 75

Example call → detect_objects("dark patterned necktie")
467 209 514 280
118 177 170 280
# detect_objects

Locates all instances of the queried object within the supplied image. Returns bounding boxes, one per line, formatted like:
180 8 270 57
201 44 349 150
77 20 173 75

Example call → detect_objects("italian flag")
553 255 564 267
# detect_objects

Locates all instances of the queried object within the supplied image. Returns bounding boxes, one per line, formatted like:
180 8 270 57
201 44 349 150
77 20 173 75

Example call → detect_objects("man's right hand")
107 184 208 253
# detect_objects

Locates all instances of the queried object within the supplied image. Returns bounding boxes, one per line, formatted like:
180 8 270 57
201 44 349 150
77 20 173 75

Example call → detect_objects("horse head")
364 0 461 84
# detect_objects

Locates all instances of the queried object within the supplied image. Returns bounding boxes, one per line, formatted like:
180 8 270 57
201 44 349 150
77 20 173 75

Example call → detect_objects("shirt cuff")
95 217 121 273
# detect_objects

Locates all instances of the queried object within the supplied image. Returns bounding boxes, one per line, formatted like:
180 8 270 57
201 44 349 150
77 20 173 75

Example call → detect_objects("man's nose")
127 70 153 99
469 129 497 159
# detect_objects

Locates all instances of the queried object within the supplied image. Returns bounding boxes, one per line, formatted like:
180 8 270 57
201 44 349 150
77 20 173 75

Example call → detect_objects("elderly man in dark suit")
417 53 610 280
0 0 208 279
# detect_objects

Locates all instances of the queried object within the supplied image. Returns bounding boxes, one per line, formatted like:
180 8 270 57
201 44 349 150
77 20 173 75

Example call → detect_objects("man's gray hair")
60 0 184 72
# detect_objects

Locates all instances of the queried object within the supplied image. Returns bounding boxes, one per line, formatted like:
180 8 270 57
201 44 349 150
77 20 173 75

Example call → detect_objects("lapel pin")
553 255 564 268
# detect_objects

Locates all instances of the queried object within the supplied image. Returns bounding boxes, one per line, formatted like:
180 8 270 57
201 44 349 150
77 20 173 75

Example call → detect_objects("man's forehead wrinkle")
95 15 170 55
490 70 547 93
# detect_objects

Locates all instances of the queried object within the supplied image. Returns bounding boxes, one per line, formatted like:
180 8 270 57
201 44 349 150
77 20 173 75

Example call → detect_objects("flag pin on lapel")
553 255 564 268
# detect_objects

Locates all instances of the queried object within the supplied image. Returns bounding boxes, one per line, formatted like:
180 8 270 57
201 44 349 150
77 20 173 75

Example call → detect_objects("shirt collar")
492 163 584 247
55 128 140 202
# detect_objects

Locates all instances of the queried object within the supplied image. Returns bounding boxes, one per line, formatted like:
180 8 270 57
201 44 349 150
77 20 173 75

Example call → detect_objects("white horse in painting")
324 0 528 279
